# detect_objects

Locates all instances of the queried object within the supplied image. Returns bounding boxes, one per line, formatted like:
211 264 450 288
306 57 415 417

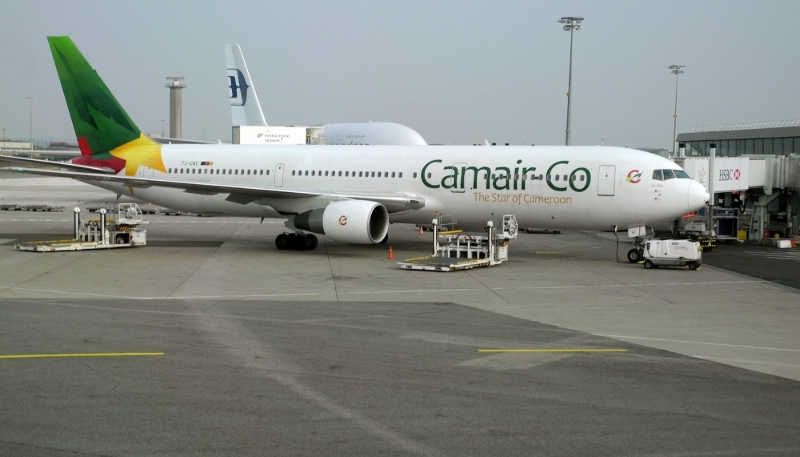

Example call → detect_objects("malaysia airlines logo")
227 69 249 106
626 169 643 183
338 215 348 226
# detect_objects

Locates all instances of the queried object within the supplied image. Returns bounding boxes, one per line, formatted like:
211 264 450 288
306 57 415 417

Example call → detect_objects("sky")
1 0 799 148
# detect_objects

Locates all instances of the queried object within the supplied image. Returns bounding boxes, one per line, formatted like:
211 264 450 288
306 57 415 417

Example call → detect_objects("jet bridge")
676 154 800 240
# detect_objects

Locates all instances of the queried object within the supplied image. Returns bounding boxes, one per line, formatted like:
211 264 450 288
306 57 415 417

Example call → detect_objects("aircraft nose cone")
688 181 709 212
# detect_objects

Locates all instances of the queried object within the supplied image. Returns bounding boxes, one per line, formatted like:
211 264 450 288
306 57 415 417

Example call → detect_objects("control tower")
165 77 186 139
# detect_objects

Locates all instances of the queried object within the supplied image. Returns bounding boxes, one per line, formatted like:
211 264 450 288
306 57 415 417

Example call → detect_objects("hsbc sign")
719 168 741 182
713 158 749 192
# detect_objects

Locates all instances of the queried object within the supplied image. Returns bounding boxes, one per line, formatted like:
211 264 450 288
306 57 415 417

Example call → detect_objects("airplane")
3 36 709 254
226 44 428 146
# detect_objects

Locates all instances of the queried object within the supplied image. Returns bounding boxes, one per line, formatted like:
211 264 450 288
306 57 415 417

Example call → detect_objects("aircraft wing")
152 137 215 145
0 154 116 174
1 167 426 213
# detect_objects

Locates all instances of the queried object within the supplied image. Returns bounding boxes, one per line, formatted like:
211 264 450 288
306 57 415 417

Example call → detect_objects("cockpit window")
652 169 690 180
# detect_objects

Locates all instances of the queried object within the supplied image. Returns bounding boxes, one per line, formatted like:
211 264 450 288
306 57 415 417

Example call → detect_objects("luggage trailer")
398 215 518 272
15 203 147 252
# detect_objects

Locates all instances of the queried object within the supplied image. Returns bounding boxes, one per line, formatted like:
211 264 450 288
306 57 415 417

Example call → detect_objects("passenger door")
274 163 284 187
451 162 467 193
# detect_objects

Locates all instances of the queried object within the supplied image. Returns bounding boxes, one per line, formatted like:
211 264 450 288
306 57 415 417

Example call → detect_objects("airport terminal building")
677 120 800 157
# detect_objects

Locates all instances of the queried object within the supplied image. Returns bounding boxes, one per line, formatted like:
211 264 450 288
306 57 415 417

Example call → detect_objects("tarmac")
2 175 800 456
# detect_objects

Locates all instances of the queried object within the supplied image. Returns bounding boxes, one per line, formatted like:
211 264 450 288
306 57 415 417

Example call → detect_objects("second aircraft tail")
226 44 267 127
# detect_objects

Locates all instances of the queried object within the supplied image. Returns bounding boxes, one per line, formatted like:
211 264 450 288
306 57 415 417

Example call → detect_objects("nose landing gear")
625 234 647 263
627 247 643 263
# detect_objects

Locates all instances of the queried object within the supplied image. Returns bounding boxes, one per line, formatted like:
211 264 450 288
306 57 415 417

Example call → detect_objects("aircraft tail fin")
226 44 267 127
47 36 151 156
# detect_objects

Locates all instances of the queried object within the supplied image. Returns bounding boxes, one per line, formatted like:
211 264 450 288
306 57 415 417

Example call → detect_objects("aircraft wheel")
688 262 698 270
293 234 307 251
644 260 654 269
627 248 642 263
306 234 318 250
380 234 389 244
275 234 289 250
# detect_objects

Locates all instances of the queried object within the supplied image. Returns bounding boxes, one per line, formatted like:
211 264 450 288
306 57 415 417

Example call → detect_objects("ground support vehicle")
15 203 147 252
678 222 723 251
642 239 702 270
398 215 518 272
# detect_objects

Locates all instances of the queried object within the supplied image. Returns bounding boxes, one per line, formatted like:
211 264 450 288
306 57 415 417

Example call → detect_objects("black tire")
115 235 126 245
627 248 642 263
275 234 289 250
688 262 698 270
380 233 389 244
305 234 319 250
644 259 654 269
292 234 307 251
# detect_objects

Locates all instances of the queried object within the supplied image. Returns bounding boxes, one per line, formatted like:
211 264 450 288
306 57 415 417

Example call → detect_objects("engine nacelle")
294 200 389 244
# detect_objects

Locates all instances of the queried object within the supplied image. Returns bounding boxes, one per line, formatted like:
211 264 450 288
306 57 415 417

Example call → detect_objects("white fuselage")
87 145 707 231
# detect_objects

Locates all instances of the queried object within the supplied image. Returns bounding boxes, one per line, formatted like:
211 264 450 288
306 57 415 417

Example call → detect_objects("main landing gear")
275 233 319 251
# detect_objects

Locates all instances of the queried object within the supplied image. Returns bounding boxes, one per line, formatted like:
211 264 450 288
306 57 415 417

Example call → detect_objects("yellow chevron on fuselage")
109 134 165 176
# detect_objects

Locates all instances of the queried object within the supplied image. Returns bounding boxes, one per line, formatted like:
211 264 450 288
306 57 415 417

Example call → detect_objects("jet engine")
294 200 389 244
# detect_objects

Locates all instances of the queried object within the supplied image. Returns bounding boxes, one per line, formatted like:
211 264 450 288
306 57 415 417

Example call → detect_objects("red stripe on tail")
77 137 93 156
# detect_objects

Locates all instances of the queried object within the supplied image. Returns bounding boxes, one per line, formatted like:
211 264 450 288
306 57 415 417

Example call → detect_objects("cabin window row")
483 174 586 181
410 171 585 182
291 170 404 178
167 168 271 176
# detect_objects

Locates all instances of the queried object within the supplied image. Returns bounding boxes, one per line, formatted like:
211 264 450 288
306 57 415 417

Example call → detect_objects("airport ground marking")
478 349 627 353
0 352 164 360
4 279 770 302
596 334 800 353
691 356 800 368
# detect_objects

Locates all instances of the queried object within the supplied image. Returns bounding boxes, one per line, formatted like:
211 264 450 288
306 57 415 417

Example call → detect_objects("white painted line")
4 280 772 302
491 280 767 291
596 334 800 353
692 356 800 368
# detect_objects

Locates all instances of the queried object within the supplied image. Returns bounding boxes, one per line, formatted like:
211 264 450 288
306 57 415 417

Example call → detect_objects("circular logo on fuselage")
626 169 643 183
338 215 347 225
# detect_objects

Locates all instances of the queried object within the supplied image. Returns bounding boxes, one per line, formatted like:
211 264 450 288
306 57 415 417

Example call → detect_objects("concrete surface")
1 175 799 456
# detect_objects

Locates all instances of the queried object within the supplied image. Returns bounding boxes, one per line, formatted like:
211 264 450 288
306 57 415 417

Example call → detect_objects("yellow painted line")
403 255 437 262
0 352 164 360
478 349 627 353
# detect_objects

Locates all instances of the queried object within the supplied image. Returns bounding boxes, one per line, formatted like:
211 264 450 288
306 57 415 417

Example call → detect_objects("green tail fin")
48 36 143 156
